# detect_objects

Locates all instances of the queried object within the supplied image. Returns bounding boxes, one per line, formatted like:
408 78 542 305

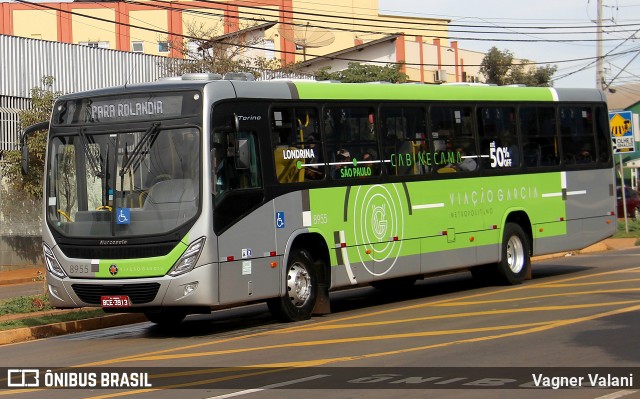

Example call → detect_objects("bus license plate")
101 295 131 308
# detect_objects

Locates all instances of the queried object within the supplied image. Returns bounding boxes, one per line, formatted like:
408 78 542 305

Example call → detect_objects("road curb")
0 313 147 345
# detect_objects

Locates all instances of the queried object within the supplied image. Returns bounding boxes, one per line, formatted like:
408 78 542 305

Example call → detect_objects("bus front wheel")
267 249 318 322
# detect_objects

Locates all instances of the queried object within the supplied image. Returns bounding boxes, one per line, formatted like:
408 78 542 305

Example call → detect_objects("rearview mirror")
20 121 50 175
235 139 250 169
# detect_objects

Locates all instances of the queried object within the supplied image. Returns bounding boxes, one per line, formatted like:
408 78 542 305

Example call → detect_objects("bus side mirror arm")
20 121 50 175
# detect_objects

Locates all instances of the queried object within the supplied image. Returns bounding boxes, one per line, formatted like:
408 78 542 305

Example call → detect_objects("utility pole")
596 0 605 89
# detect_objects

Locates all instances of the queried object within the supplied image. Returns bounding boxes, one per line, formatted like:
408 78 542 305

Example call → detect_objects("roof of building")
296 34 401 68
198 21 278 51
606 83 640 110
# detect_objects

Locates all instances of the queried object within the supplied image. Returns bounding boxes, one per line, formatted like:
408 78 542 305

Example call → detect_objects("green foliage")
0 310 106 331
315 62 409 83
0 294 53 315
0 76 60 199
480 47 557 87
614 219 640 238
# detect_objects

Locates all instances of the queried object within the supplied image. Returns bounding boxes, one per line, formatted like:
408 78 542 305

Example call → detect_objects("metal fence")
0 96 30 152
0 35 177 152
0 35 315 152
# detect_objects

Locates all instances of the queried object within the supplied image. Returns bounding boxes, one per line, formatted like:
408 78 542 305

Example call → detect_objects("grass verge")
0 294 53 316
0 309 106 331
614 219 640 240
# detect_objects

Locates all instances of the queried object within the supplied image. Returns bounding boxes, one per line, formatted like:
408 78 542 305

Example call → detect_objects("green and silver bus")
22 74 616 325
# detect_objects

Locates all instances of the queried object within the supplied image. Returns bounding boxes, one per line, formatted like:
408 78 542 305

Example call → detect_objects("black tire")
495 223 530 285
267 249 318 322
471 223 530 286
145 309 187 326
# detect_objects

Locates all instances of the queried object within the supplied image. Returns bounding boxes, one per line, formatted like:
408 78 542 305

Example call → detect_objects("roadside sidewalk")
0 267 45 286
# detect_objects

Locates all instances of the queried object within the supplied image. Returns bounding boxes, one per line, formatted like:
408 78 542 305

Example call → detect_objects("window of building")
79 41 109 49
263 40 275 59
158 41 169 53
131 41 144 53
186 41 200 59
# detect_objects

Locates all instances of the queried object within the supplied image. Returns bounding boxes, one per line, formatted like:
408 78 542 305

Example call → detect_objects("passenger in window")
333 148 351 179
577 144 593 163
304 135 323 180
361 150 379 176
455 147 478 172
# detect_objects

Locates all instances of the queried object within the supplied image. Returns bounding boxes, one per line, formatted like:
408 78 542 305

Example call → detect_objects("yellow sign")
610 113 631 137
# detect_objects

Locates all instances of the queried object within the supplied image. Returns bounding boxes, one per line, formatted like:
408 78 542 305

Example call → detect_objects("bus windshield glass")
46 125 200 238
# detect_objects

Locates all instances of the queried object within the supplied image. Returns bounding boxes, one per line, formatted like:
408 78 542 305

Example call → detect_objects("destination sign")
88 96 183 122
53 91 202 125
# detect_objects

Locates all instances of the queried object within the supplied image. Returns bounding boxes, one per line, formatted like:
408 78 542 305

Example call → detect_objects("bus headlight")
43 242 67 279
169 237 205 276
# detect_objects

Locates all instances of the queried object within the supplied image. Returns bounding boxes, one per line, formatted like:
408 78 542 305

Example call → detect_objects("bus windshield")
46 125 200 238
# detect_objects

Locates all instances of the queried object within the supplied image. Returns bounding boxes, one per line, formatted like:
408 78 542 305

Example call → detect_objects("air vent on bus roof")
158 72 256 82
181 73 223 81
223 72 255 81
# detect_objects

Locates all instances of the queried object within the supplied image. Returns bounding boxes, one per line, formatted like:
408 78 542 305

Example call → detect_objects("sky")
378 0 640 89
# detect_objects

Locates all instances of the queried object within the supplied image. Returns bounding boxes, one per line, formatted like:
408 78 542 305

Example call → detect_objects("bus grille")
71 283 161 305
59 242 178 259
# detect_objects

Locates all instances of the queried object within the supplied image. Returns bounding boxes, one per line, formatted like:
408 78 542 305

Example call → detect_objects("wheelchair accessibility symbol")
276 212 285 228
116 208 130 225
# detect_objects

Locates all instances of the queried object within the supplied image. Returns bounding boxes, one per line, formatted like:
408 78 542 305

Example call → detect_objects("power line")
10 0 640 84
118 0 640 44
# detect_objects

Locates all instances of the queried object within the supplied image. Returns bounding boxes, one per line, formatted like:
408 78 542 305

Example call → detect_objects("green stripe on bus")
308 173 567 266
293 83 557 102
96 239 188 278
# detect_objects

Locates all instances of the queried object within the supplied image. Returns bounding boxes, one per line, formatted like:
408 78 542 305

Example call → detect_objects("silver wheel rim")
507 235 525 274
287 262 312 307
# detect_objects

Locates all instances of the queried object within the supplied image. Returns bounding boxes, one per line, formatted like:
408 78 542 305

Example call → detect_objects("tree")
315 62 409 83
163 19 296 78
0 76 60 199
480 47 557 87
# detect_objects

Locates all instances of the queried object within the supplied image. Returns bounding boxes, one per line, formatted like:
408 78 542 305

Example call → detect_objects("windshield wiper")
78 128 103 178
119 122 161 177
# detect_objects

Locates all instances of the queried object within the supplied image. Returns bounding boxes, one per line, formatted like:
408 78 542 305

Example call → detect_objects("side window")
595 106 612 164
324 106 378 180
429 106 477 173
271 107 324 183
559 106 596 165
381 107 428 176
212 129 261 195
519 107 559 167
478 106 519 169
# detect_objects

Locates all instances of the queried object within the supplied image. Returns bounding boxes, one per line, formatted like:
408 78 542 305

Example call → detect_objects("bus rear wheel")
472 223 530 285
267 249 317 322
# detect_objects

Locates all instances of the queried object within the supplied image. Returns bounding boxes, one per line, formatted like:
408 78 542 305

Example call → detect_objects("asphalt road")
1 248 640 399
